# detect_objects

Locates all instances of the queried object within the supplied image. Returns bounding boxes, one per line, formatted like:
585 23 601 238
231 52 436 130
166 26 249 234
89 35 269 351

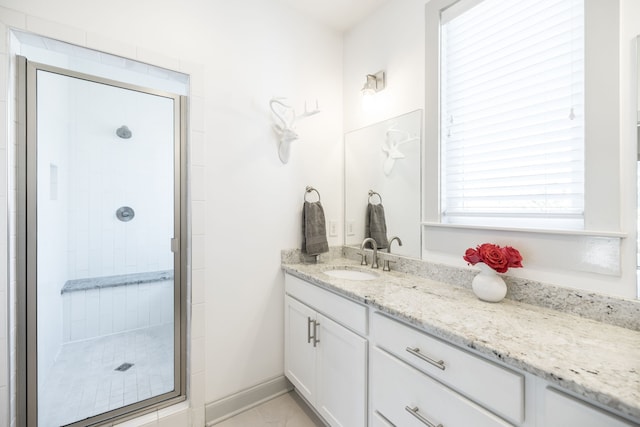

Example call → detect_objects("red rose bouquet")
463 243 523 274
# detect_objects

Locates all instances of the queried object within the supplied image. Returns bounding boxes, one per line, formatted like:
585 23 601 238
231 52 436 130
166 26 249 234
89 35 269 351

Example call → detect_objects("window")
440 0 584 229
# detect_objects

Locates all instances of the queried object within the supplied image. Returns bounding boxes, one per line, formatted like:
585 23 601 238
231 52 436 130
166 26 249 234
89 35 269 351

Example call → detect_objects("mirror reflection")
344 110 422 258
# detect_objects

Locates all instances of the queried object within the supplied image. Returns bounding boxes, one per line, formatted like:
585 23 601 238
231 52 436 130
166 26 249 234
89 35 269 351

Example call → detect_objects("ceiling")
279 0 392 31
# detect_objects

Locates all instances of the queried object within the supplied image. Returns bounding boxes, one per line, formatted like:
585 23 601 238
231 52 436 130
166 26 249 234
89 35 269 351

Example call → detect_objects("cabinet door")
284 295 317 405
543 387 637 427
316 313 367 427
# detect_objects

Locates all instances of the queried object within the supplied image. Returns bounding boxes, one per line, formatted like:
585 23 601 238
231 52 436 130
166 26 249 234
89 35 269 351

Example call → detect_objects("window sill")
421 222 627 239
421 222 625 277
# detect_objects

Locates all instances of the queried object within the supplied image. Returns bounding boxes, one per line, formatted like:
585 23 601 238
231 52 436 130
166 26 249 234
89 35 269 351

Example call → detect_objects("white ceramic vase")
472 263 507 302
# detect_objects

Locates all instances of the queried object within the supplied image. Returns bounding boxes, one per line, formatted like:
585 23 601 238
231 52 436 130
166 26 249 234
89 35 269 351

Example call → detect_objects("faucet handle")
357 252 368 266
383 259 395 272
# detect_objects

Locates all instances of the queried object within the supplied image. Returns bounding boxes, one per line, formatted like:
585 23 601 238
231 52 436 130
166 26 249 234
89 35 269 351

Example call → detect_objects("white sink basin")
323 268 379 281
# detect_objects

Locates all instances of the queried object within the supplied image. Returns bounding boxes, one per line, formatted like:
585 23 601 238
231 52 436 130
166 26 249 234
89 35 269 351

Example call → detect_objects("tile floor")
39 323 174 427
38 323 322 427
214 392 326 427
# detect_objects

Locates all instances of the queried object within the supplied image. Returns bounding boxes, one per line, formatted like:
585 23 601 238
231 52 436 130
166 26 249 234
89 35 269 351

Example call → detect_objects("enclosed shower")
18 50 187 427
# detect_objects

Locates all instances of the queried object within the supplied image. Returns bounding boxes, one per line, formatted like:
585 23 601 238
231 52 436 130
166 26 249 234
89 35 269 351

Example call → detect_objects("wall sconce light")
361 71 385 96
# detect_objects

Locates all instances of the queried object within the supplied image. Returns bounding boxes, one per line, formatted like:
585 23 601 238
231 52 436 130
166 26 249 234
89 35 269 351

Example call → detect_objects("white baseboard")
205 376 293 425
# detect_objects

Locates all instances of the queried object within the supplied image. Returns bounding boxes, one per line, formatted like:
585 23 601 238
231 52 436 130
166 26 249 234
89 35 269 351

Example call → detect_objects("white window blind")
440 0 584 229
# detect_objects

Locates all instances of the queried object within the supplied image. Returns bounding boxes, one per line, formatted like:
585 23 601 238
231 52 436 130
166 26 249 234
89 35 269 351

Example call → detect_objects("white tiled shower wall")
0 8 207 427
62 73 175 281
62 281 174 343
28 57 175 282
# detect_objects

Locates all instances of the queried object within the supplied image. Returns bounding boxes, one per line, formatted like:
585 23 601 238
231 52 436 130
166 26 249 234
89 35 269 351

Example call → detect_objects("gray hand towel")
302 201 329 255
365 203 389 249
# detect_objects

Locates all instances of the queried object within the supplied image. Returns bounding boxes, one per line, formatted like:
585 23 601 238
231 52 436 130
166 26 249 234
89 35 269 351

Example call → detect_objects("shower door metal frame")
17 56 188 427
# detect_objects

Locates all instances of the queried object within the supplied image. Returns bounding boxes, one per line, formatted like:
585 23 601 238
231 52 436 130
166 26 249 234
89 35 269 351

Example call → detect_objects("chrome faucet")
383 236 403 271
360 237 379 269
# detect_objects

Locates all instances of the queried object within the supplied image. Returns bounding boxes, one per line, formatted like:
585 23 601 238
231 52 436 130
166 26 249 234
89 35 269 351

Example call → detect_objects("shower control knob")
116 206 135 222
116 125 132 139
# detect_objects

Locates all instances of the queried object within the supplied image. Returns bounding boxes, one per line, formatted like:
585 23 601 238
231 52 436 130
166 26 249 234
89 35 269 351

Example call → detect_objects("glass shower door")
26 61 184 427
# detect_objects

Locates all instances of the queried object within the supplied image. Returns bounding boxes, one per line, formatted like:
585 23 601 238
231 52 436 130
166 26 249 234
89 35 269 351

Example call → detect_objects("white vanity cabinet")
284 273 368 427
283 266 640 427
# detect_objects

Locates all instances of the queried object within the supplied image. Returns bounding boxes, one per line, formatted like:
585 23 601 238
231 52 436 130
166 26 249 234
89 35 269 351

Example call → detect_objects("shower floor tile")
39 324 174 427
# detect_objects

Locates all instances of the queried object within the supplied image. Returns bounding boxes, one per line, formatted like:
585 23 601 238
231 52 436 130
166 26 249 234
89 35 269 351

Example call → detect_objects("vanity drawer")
285 273 367 335
543 387 637 427
371 347 513 427
372 312 524 424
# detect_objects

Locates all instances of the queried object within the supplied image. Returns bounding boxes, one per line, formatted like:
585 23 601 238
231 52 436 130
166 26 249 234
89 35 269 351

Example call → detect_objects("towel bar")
305 186 321 202
368 190 382 204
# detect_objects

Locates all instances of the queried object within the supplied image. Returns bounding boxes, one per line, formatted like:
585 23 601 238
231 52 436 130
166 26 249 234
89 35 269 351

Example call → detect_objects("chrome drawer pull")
405 406 443 427
307 317 320 347
406 347 446 370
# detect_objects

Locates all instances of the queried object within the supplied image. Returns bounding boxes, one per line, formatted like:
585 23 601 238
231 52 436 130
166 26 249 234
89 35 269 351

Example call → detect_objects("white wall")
0 1 343 427
344 0 640 298
343 0 425 131
199 2 344 402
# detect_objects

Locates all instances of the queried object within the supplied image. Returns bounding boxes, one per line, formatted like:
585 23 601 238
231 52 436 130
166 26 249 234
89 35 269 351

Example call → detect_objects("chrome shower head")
116 125 132 139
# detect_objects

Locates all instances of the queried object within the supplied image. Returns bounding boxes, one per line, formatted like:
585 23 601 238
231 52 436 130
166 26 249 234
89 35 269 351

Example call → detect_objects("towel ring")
305 186 321 202
368 190 382 204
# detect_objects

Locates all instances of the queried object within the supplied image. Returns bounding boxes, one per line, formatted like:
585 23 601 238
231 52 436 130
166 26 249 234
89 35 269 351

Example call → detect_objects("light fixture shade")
361 71 385 95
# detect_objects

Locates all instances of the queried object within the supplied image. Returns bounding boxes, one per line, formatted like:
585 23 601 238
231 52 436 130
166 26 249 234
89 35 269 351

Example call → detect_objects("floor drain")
115 362 134 372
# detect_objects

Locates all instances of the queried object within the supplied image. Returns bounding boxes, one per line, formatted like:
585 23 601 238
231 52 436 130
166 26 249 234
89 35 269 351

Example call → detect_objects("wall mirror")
636 35 640 296
344 109 422 258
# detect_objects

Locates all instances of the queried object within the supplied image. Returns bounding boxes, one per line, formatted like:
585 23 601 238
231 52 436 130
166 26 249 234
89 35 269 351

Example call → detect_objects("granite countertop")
282 257 640 422
61 270 174 294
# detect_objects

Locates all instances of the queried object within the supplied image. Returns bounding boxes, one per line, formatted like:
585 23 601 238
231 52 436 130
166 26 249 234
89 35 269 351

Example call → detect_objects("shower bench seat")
61 270 173 294
59 270 175 343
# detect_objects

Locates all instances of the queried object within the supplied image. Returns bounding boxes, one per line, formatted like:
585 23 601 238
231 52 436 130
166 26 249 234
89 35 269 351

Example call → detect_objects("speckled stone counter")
282 253 640 422
61 270 173 294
